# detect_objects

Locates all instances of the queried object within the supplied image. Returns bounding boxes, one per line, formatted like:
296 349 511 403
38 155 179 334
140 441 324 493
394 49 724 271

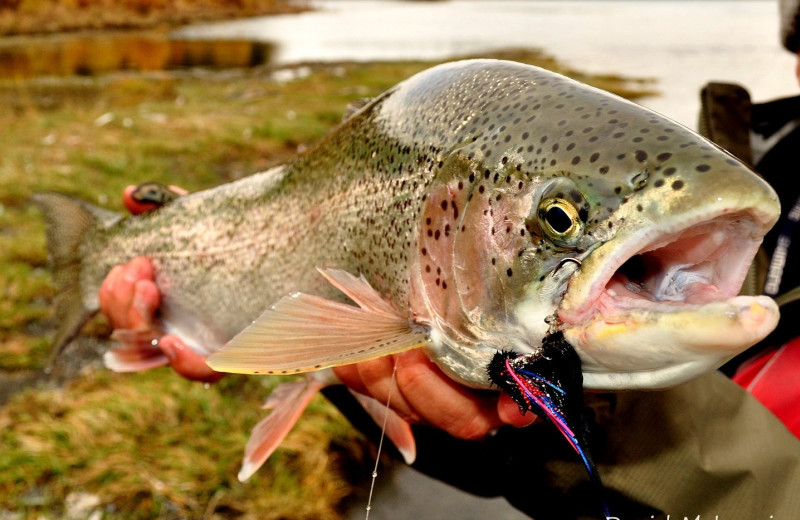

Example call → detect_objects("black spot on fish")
672 180 685 190
696 164 711 172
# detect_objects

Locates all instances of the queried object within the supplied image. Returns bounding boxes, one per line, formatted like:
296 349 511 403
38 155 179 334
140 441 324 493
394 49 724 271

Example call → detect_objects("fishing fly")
487 332 610 518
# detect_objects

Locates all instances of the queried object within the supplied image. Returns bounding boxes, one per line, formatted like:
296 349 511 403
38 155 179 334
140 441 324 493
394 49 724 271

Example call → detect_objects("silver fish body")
38 60 780 391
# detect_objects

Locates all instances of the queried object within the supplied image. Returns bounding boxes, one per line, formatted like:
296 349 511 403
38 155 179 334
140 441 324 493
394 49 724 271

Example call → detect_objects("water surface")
175 0 799 127
0 33 273 79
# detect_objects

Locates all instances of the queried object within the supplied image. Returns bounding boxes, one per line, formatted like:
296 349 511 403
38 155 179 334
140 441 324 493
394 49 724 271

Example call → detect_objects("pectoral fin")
206 269 428 375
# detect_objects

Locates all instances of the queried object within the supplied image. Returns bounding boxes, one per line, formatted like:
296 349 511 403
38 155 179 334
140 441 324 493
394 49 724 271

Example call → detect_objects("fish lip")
558 207 773 327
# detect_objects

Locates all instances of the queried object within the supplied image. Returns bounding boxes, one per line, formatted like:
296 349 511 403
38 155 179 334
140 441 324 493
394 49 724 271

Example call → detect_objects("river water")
174 0 799 128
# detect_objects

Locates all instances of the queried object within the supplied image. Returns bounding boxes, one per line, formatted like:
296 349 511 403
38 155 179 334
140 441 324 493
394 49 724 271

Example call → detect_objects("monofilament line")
365 359 398 520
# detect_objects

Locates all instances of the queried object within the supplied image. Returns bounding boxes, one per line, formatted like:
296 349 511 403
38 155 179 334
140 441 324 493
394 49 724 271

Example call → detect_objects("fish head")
549 125 781 389
405 61 780 390
510 102 781 390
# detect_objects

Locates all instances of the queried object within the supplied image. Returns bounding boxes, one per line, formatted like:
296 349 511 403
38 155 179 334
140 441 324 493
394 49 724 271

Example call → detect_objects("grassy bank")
0 51 655 518
0 0 307 36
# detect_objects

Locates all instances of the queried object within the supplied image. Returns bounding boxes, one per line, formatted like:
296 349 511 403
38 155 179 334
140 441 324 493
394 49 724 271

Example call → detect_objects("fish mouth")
559 209 780 390
599 214 759 314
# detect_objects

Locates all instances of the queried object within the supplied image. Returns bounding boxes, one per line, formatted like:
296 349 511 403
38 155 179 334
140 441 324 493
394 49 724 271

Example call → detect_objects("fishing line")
364 358 398 520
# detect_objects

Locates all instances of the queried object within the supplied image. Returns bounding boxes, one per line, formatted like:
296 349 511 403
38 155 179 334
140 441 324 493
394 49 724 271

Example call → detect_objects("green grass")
0 50 656 517
0 371 368 518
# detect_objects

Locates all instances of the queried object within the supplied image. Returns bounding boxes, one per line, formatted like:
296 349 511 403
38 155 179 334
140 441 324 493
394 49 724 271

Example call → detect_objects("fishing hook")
552 257 582 276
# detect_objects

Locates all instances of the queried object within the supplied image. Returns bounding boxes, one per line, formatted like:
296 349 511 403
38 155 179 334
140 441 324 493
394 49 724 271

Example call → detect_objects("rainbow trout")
37 60 780 482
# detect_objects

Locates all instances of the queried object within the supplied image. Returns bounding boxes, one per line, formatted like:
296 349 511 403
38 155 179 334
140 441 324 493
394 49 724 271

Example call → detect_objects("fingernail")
160 341 176 361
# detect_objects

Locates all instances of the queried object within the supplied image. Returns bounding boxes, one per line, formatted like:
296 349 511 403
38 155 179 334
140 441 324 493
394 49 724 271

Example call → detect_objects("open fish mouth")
559 209 780 390
600 213 761 313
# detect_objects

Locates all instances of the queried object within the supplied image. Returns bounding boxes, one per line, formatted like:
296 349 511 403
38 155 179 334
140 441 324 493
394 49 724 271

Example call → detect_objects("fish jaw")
567 296 778 389
559 201 780 390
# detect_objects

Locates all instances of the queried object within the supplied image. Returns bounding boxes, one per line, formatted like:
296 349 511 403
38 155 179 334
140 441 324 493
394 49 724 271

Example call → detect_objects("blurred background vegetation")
0 0 307 36
0 1 655 517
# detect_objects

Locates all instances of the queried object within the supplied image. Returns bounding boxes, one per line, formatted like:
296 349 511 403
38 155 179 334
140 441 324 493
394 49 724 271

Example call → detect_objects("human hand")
333 349 537 441
122 183 188 215
98 184 222 383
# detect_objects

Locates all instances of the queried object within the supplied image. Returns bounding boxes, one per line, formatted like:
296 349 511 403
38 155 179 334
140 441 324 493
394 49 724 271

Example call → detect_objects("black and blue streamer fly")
487 331 609 517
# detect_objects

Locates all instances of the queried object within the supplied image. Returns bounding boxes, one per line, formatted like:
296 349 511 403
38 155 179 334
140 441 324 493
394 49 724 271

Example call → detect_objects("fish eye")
538 198 584 246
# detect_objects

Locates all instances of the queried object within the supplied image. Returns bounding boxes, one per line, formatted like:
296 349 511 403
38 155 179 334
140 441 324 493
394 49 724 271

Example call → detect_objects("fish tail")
33 192 122 368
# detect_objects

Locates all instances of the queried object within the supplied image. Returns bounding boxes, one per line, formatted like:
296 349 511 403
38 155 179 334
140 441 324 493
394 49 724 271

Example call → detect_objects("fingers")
104 187 222 384
123 185 156 215
393 350 503 439
158 335 224 383
334 349 537 440
122 184 188 215
98 257 158 330
498 393 539 428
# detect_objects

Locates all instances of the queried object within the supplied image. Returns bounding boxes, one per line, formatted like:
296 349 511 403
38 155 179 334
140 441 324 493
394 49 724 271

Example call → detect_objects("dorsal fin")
206 269 428 375
342 97 374 122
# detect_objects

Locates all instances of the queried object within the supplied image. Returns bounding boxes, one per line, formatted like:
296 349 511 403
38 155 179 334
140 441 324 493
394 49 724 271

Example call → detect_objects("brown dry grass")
0 0 308 36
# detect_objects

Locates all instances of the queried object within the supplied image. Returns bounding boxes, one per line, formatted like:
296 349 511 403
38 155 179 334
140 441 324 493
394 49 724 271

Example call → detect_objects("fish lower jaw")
562 295 779 390
581 358 723 390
